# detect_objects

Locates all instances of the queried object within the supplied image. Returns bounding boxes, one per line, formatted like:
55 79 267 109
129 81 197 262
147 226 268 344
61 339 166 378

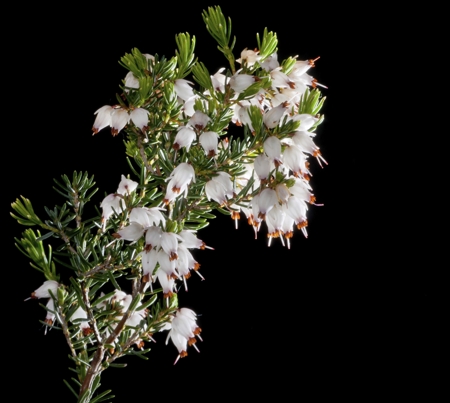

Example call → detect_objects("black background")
6 3 443 401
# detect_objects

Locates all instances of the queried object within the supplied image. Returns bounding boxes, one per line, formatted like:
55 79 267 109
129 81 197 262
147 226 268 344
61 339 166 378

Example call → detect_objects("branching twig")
81 285 103 345
57 306 78 361
137 131 155 175
83 256 112 278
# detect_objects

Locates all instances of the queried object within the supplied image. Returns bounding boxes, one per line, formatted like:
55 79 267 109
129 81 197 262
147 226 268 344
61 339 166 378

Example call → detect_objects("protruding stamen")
308 56 321 67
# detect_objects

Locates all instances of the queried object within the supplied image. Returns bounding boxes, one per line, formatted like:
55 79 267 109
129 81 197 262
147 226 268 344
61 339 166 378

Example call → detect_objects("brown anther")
194 327 202 335
109 348 115 354
288 81 296 89
184 272 191 279
163 291 174 298
170 273 178 280
82 328 94 337
312 150 322 157
180 350 188 358
172 186 181 193
111 129 119 137
169 252 178 261
305 161 310 168
44 318 53 326
310 196 316 204
30 292 37 299
136 340 145 349
235 121 243 127
92 128 99 135
303 174 311 181
284 231 294 239
112 233 121 239
208 150 217 158
142 274 150 283
308 56 320 67
297 220 308 230
194 263 201 271
311 79 318 88
254 76 261 82
258 212 266 220
231 211 240 220
200 242 206 250
144 244 153 253
173 143 180 150
188 337 197 346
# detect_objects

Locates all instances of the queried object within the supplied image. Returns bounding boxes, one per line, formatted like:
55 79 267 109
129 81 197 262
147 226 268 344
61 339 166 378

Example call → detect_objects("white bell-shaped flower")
130 108 149 131
188 111 211 131
230 72 255 93
92 105 113 134
173 126 196 151
164 163 196 203
110 108 130 136
30 280 59 299
254 154 272 181
174 79 195 101
199 131 219 157
124 71 140 90
263 103 288 129
264 136 283 166
117 175 138 195
236 48 261 67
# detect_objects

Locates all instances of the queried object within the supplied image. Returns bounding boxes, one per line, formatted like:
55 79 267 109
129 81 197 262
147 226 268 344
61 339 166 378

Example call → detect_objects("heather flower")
92 105 113 134
29 280 59 299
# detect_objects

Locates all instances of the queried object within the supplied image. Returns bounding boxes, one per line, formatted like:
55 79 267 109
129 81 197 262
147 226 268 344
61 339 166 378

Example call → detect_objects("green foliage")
257 28 278 61
175 33 196 79
298 88 326 124
11 196 45 226
202 6 236 73
192 61 213 93
15 229 58 281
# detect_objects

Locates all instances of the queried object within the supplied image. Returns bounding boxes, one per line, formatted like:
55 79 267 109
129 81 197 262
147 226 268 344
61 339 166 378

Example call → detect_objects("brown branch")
78 301 134 398
82 256 112 278
57 306 78 361
137 131 155 175
59 229 77 255
81 285 103 345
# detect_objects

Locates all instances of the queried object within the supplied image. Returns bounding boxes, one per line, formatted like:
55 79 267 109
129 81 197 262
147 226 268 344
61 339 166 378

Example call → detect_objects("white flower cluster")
227 53 326 247
171 50 327 248
101 176 209 295
161 308 202 364
100 175 206 359
230 119 326 248
26 280 59 333
89 46 327 359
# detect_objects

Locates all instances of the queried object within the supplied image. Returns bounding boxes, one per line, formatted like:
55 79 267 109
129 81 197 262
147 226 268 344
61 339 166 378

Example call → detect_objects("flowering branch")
13 5 327 402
